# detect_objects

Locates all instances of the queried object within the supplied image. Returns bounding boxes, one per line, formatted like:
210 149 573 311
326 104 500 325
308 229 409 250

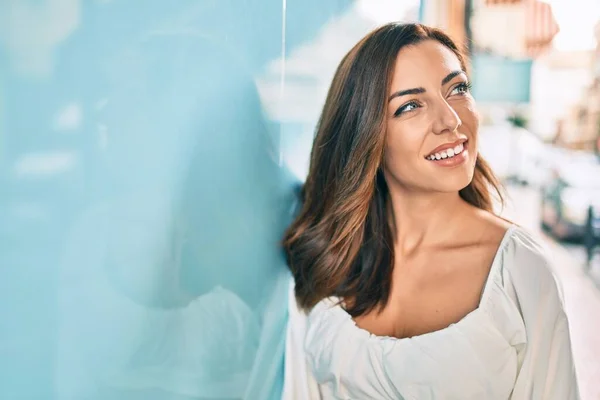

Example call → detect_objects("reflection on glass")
54 34 296 399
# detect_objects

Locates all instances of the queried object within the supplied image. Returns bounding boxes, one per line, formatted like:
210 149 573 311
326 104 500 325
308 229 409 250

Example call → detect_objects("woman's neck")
388 188 472 258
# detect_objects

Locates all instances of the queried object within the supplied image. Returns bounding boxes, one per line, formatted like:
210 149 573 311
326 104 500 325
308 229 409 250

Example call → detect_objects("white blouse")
283 226 580 399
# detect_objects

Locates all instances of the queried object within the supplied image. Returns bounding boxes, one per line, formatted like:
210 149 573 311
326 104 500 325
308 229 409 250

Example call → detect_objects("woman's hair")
282 23 504 316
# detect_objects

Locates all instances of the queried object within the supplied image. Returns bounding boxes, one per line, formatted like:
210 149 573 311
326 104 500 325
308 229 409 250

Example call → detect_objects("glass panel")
0 1 351 398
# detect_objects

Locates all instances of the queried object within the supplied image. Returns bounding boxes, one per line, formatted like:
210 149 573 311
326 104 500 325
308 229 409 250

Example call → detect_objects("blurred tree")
507 111 528 128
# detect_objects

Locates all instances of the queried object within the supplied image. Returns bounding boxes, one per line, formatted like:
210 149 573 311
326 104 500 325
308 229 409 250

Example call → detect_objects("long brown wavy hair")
283 23 504 317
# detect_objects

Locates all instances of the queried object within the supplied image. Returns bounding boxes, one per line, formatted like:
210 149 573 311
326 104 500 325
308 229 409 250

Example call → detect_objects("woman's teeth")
426 143 464 161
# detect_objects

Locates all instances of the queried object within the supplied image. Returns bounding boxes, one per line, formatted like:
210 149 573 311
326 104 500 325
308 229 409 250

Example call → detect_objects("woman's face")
384 40 478 194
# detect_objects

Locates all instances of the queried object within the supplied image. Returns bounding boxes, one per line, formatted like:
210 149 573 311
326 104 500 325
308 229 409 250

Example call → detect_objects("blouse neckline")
322 224 519 343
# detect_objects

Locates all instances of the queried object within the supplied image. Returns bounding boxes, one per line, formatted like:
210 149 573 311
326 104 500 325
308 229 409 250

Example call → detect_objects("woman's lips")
425 140 468 168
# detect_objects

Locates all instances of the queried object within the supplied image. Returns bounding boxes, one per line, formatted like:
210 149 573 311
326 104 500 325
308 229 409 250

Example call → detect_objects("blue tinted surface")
0 1 352 398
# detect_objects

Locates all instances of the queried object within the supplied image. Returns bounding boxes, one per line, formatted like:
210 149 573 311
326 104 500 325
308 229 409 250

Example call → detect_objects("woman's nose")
432 100 462 135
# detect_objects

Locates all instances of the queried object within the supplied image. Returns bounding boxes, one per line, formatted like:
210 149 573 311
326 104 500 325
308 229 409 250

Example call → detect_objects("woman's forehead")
391 41 463 83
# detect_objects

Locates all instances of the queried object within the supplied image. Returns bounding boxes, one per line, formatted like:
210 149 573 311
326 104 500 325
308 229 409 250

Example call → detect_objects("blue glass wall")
0 1 355 399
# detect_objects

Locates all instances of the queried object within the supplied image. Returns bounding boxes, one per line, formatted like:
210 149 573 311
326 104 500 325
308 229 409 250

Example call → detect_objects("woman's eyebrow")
388 70 467 103
388 87 425 102
441 70 466 86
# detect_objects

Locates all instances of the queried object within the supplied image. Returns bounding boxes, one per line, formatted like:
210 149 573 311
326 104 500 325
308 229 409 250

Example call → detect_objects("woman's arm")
512 307 579 399
506 229 580 399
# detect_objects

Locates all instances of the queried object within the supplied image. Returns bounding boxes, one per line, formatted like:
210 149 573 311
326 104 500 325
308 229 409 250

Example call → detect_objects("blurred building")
530 49 594 141
470 0 559 125
420 0 559 57
415 0 559 63
554 22 600 150
472 0 558 59
420 0 469 52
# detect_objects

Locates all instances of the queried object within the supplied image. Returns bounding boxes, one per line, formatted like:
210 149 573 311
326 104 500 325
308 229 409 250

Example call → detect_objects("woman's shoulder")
501 225 555 280
499 225 567 317
471 208 555 289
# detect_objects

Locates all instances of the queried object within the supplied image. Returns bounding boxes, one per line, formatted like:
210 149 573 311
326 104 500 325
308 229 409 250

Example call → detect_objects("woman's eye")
394 101 420 117
450 82 472 96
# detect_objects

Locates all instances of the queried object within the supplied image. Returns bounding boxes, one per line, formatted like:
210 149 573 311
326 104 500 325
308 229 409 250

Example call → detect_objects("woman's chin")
430 171 475 193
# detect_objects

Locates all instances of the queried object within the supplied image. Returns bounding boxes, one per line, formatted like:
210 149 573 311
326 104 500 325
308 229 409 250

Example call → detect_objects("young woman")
283 23 579 399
